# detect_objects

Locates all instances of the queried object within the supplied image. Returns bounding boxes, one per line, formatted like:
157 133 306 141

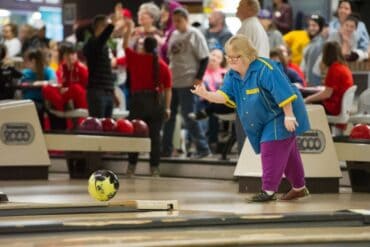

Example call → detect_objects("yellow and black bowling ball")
88 170 119 201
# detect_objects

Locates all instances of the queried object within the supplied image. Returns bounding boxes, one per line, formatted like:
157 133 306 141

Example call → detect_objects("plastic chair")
327 85 357 124
349 88 370 124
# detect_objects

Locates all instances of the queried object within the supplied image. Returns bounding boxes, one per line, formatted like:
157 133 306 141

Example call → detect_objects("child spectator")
42 44 88 112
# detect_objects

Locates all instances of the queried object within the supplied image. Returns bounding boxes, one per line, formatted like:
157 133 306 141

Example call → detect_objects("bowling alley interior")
1 0 370 246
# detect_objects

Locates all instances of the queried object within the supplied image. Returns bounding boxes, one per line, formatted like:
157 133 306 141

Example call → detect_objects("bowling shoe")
126 164 136 177
188 110 208 120
150 167 160 177
280 187 310 201
248 191 277 202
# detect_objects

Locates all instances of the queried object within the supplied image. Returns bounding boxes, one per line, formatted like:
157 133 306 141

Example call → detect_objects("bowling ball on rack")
78 117 103 132
101 118 117 132
116 118 134 135
88 170 120 201
132 119 149 137
349 124 370 140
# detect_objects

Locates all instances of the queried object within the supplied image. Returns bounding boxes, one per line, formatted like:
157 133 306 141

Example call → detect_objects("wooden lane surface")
0 202 369 235
1 225 370 246
2 175 370 215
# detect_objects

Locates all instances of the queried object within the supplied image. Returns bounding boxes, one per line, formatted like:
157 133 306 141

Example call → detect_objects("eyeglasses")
225 55 242 62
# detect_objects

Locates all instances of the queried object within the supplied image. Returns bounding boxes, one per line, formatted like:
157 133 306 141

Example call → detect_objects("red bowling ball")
349 124 370 139
79 117 103 132
116 118 134 135
101 118 117 132
132 119 149 137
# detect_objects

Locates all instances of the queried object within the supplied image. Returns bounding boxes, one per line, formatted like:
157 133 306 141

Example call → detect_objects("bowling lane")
1 174 370 215
1 174 370 246
1 225 370 246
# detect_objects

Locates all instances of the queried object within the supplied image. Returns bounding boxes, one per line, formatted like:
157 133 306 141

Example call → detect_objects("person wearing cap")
283 24 310 66
258 9 284 50
301 14 325 87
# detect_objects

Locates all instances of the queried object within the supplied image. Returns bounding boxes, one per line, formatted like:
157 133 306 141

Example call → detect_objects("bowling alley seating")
46 87 129 127
349 88 370 124
214 112 236 160
327 85 357 135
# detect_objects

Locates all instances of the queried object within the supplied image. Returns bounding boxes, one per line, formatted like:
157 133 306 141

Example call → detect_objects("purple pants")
260 136 305 192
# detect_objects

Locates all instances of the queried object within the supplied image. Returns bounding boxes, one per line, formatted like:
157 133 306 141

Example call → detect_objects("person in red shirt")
42 44 88 111
123 21 172 176
304 41 353 115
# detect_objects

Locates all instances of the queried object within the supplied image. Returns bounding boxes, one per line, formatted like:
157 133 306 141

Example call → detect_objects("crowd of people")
0 0 369 197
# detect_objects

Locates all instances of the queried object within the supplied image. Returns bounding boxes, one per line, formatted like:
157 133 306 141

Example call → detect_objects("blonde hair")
225 34 258 63
242 0 261 16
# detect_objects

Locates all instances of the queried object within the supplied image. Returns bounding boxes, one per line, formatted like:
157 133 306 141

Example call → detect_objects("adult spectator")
160 0 182 64
21 21 49 54
83 15 115 118
235 0 270 153
328 15 368 61
301 14 325 86
329 0 369 52
123 22 172 176
283 27 310 66
272 0 293 34
304 41 353 116
2 23 21 58
204 10 233 51
36 23 51 48
132 2 161 53
258 9 284 49
161 8 211 158
236 0 270 57
18 24 34 47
